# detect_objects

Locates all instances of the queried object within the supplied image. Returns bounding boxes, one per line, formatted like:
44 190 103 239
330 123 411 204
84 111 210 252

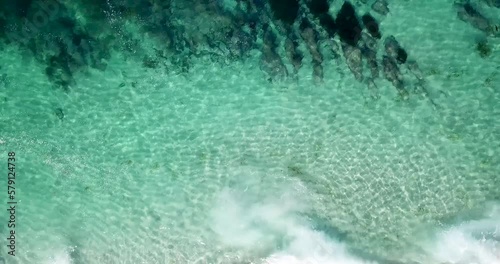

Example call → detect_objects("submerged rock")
361 13 381 39
361 33 379 79
342 43 364 81
284 34 303 74
269 0 300 25
226 28 255 58
318 13 337 38
299 18 322 61
260 26 288 82
336 1 362 46
371 0 389 16
45 45 76 92
456 2 493 34
307 0 330 16
260 46 288 82
382 55 408 98
384 36 407 64
299 18 324 81
54 107 64 120
482 0 500 8
476 39 492 58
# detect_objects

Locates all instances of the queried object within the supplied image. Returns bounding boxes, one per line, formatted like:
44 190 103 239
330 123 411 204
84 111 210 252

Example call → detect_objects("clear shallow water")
1 0 500 263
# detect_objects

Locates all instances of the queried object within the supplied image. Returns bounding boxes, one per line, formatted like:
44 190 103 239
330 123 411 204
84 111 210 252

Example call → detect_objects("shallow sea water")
1 0 500 263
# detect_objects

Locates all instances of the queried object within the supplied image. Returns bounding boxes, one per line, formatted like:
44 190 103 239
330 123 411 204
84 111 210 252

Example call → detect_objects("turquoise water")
1 0 500 263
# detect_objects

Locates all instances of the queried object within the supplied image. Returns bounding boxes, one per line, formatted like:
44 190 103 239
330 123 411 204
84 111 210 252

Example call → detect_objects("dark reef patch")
361 13 381 39
464 2 481 17
0 0 432 103
384 36 408 64
15 0 34 18
335 1 362 46
45 51 75 92
307 0 330 16
285 32 303 74
318 14 337 38
299 17 313 33
0 0 109 88
396 47 407 64
476 39 492 58
54 107 65 120
483 0 500 8
269 0 300 25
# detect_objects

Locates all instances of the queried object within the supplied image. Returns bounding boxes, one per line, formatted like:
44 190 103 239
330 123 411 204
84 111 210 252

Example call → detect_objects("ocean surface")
0 0 499 263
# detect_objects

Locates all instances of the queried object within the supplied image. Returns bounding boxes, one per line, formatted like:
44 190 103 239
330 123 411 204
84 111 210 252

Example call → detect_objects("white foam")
425 203 500 264
263 226 376 264
210 173 376 264
42 249 73 264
